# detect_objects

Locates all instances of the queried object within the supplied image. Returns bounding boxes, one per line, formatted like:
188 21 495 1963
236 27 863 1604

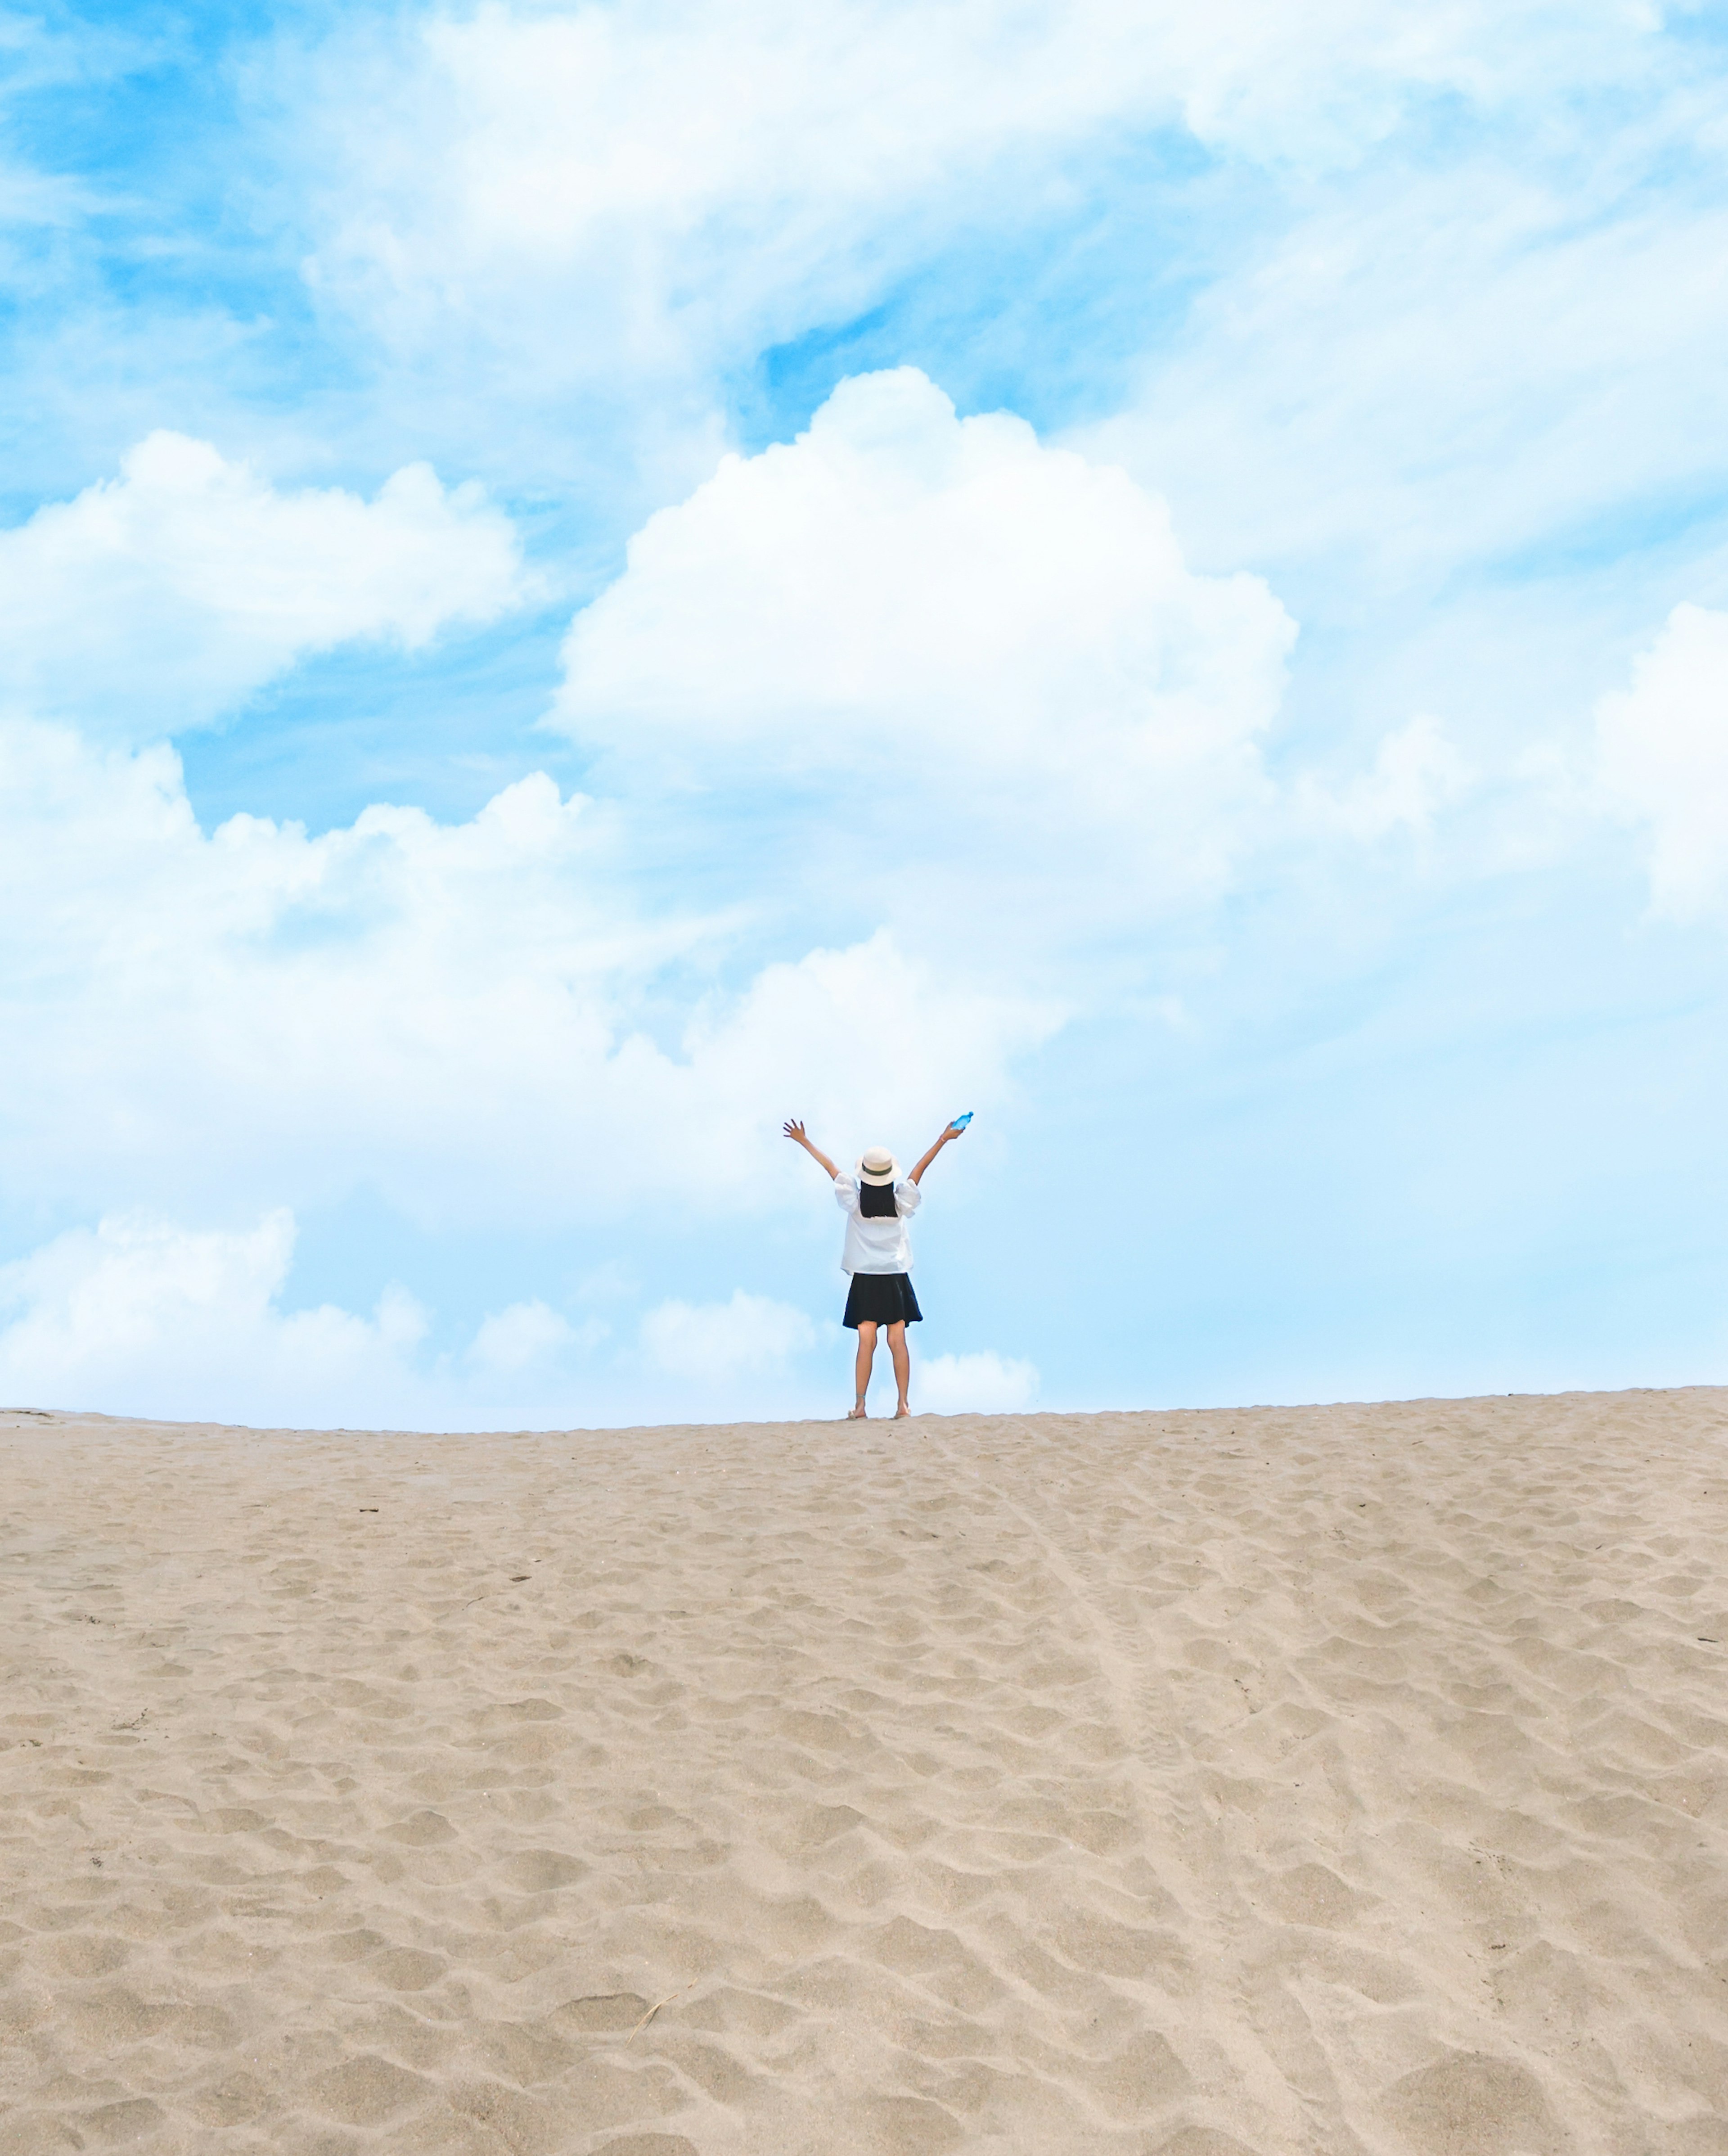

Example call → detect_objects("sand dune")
2 1390 1726 2154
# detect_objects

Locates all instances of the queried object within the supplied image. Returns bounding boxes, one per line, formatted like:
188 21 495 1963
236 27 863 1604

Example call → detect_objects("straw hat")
858 1147 897 1186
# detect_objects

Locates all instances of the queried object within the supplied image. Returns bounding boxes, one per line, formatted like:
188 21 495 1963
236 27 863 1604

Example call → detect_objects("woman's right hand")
783 1119 807 1145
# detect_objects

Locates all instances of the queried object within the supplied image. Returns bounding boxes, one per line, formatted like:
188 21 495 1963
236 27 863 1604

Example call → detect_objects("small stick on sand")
629 1979 697 2038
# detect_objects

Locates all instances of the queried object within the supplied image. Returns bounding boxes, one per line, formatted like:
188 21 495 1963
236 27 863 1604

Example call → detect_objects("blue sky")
3 0 1728 1427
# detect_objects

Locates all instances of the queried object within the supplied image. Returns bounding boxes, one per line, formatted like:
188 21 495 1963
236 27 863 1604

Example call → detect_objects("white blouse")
833 1173 923 1275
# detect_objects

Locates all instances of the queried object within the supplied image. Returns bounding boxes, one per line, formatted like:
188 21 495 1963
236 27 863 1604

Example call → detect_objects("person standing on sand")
783 1116 968 1420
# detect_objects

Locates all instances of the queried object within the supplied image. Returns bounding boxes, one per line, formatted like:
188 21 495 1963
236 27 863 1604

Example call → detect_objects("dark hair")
859 1177 899 1218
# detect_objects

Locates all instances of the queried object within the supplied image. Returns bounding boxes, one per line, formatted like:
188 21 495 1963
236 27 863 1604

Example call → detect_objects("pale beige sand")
3 1391 1727 2156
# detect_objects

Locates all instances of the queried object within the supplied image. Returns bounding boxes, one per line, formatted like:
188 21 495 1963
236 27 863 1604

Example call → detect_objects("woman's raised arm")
909 1119 966 1185
784 1120 841 1180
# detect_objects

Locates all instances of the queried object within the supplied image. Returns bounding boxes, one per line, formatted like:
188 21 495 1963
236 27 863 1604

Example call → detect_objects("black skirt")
843 1272 923 1329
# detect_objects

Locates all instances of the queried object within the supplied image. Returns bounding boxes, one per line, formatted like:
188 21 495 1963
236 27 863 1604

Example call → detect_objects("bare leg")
888 1321 911 1416
850 1322 878 1417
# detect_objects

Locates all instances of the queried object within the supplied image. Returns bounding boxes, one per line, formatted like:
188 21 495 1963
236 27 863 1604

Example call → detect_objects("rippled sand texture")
3 1392 1727 2156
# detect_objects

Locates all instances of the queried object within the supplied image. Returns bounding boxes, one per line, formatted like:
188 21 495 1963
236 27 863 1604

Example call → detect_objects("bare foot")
895 1404 911 1418
848 1402 868 1420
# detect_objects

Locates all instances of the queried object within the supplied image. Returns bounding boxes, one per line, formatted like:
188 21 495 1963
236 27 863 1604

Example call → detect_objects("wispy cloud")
263 0 1670 499
1080 138 1728 601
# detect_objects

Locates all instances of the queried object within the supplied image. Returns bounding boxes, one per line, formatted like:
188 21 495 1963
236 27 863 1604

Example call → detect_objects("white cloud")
0 432 528 739
1296 714 1473 841
469 1298 601 1374
1596 602 1728 922
284 0 1656 490
0 716 1048 1231
0 1207 1031 1430
0 1209 428 1426
550 367 1294 925
641 1289 818 1381
915 1350 1040 1414
0 1208 626 1429
300 3 1656 314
